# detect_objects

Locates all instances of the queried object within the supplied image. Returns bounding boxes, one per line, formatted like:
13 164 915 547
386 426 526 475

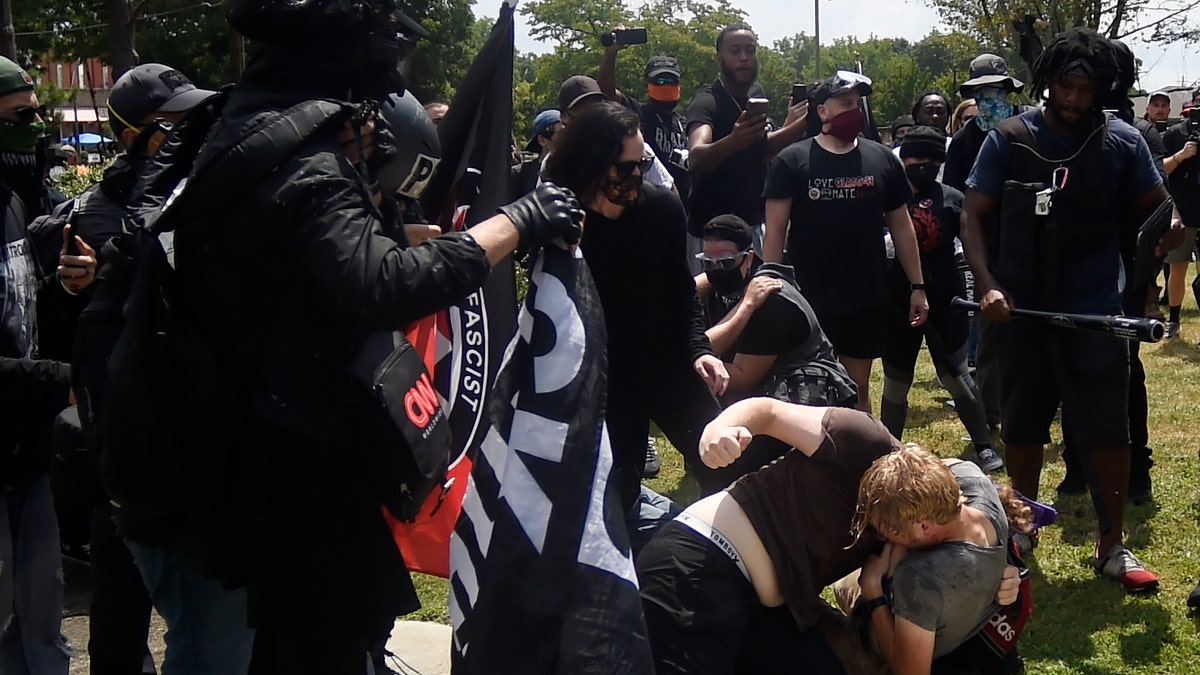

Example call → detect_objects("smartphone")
791 83 808 105
614 28 648 45
746 97 770 118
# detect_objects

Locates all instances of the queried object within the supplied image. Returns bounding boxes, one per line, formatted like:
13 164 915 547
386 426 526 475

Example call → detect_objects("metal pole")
814 0 820 80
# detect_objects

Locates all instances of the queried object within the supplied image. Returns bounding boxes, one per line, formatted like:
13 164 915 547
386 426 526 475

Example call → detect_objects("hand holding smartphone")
791 84 808 105
745 97 770 119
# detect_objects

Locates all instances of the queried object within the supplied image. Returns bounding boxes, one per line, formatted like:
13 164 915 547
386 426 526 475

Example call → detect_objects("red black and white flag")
449 245 652 674
386 0 518 576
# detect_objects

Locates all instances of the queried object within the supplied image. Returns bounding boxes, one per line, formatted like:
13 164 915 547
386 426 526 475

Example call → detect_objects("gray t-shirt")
889 462 1008 658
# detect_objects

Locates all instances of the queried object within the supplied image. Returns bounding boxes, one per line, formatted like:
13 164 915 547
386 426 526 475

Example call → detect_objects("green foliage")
51 162 107 199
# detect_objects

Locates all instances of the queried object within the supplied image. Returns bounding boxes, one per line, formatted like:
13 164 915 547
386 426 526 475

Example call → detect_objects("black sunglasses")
614 154 655 178
694 251 749 272
7 106 46 124
650 75 680 86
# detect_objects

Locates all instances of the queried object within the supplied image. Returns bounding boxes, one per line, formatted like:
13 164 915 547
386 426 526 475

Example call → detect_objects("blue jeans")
121 527 254 675
0 473 71 675
626 485 682 558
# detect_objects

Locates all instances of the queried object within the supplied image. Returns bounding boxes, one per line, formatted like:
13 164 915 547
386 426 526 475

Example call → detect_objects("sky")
498 0 1198 92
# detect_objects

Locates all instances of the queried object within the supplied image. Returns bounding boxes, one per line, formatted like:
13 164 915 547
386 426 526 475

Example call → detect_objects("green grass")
412 287 1200 674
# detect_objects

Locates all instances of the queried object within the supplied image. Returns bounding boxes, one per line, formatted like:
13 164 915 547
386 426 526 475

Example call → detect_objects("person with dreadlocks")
961 27 1179 593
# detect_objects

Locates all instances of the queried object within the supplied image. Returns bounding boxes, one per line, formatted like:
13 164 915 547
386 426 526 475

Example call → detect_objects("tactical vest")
993 113 1117 311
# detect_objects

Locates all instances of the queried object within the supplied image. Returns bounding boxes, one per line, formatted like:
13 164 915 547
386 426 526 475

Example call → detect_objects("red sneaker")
1093 543 1159 594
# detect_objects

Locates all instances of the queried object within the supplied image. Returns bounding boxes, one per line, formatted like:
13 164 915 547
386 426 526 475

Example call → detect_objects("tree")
926 0 1200 52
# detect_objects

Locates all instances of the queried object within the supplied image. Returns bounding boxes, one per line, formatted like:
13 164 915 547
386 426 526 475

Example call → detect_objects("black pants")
88 502 156 675
606 362 723 508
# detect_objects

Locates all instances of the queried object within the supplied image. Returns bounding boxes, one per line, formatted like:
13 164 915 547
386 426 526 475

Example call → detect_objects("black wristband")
862 596 889 615
910 282 926 291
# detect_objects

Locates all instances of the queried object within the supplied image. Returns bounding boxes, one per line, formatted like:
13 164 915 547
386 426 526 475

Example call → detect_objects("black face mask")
706 268 747 296
905 163 939 193
604 171 643 207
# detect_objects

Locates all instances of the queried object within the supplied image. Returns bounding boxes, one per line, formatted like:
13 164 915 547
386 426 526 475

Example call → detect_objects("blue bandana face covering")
974 88 1012 132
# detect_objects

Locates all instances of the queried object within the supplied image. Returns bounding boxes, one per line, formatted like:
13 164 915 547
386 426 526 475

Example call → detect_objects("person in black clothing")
169 1 585 670
944 54 1025 193
880 126 1003 474
1160 88 1200 338
599 46 691 202
544 100 732 500
1011 6 1049 78
685 23 808 241
890 115 914 148
509 109 560 200
762 71 929 416
1056 39 1171 505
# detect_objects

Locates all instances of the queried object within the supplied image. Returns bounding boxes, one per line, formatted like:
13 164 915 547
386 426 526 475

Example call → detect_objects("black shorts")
817 308 890 360
637 521 846 675
996 320 1130 446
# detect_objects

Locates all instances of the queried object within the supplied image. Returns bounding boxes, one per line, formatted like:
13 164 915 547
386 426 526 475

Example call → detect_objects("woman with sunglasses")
544 100 730 508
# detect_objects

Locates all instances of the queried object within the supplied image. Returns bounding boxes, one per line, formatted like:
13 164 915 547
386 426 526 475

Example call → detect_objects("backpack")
72 93 356 523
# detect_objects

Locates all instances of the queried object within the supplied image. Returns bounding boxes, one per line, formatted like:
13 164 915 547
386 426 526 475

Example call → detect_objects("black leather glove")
498 182 584 253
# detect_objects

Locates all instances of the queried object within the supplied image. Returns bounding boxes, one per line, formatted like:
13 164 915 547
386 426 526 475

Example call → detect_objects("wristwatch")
862 596 889 615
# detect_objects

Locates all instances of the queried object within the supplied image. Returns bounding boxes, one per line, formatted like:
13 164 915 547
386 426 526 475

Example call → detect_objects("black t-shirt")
579 184 713 388
621 94 690 202
1163 121 1200 224
686 79 771 235
762 137 910 314
898 183 963 307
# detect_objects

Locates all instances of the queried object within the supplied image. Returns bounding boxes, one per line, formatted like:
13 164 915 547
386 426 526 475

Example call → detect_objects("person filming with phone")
598 28 692 204
685 23 808 259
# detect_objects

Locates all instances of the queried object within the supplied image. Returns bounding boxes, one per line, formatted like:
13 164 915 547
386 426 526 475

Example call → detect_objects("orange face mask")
647 83 681 103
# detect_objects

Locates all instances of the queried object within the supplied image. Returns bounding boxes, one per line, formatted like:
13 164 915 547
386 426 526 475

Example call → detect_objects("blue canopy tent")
62 132 113 145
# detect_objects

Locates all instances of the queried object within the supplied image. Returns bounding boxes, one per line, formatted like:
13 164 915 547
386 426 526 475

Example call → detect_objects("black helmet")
377 90 441 198
1107 39 1136 92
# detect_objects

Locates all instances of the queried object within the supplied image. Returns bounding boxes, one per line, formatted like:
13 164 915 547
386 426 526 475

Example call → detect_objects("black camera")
601 28 648 47
1187 107 1200 142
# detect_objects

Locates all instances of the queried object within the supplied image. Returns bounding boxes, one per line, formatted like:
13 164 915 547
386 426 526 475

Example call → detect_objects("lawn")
408 298 1200 674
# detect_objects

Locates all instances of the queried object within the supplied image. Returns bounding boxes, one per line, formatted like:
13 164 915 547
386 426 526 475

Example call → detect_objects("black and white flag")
449 244 652 674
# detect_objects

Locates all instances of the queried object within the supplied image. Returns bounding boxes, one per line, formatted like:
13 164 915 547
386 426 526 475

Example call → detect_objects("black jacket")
0 357 71 489
176 64 495 632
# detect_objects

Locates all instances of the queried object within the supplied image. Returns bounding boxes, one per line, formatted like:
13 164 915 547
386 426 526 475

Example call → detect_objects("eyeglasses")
650 76 680 86
614 153 655 178
694 251 749 271
5 105 46 124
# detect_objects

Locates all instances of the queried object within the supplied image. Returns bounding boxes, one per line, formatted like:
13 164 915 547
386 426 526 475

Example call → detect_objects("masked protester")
599 44 691 203
962 27 1181 595
944 54 1025 193
880 125 1004 475
762 71 929 416
545 100 730 506
147 1 586 671
0 53 76 675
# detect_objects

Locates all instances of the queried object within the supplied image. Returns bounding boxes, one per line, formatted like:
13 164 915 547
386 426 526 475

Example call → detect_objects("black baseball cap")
107 64 217 132
959 54 1024 97
645 56 681 81
891 115 915 136
557 75 605 112
811 70 873 105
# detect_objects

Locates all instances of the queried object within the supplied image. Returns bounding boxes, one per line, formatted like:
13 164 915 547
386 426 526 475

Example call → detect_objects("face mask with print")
973 90 1013 132
604 171 643 207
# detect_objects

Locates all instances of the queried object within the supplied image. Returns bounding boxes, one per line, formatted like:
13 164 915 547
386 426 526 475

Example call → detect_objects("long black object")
949 298 1164 343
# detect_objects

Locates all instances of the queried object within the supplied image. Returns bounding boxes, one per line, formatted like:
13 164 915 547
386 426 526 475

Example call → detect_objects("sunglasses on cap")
614 153 656 178
7 105 47 124
650 75 680 86
694 250 749 271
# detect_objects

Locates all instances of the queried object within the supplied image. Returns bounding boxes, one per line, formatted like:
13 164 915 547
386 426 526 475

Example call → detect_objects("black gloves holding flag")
499 182 584 254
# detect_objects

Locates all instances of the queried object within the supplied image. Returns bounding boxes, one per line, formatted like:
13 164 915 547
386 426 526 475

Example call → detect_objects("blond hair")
850 445 961 545
950 98 977 135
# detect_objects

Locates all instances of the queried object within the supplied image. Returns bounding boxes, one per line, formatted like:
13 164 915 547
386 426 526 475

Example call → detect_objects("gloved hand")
498 182 584 252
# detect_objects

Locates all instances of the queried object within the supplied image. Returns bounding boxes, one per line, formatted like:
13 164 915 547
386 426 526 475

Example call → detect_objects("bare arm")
704 276 783 354
763 197 792 263
598 44 623 100
960 189 1011 322
726 353 777 393
765 100 809 158
885 205 928 326
698 397 827 468
1165 140 1198 175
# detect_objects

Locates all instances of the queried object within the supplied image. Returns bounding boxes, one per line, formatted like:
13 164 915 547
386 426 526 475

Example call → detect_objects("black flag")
449 245 653 674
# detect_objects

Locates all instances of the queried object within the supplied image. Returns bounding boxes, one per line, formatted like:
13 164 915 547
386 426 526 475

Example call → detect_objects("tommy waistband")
675 511 751 582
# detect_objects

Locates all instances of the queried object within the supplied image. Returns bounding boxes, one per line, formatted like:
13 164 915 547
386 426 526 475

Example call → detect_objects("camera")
601 28 648 47
668 147 689 170
1187 107 1200 142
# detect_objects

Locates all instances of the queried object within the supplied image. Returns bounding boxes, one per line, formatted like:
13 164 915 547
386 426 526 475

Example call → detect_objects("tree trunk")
0 0 15 61
107 0 138 79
